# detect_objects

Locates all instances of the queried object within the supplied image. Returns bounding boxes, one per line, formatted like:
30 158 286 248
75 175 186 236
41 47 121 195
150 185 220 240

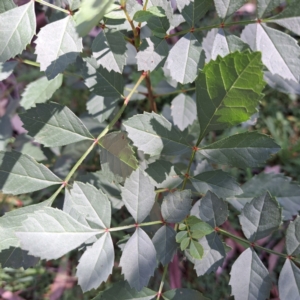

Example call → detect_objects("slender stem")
21 59 40 67
35 0 70 14
156 265 168 300
145 72 157 112
181 149 196 190
218 229 290 260
108 220 163 232
122 3 140 48
154 87 196 98
167 19 268 38
143 0 149 10
50 72 146 199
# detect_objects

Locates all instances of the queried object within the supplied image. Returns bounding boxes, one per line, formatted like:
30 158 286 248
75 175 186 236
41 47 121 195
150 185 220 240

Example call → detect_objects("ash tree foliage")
1 0 300 299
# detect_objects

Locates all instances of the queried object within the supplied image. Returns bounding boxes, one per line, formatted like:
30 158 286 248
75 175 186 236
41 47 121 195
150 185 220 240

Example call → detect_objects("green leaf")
171 94 197 131
286 216 300 256
165 32 205 84
121 168 156 223
77 233 114 292
0 151 62 195
133 6 165 22
214 0 247 20
0 0 16 13
20 102 93 147
161 190 192 223
257 0 281 18
191 191 228 227
35 16 82 80
124 112 192 157
87 94 119 123
120 228 157 291
145 160 182 189
152 225 177 265
193 232 226 276
241 24 300 82
196 51 265 138
0 61 17 80
181 0 212 26
190 222 214 238
63 182 111 229
99 131 138 179
92 281 156 300
190 170 242 198
80 57 124 98
0 1 36 62
0 115 12 151
20 75 63 109
176 231 188 243
147 0 174 26
175 0 192 12
229 248 272 300
0 247 39 269
239 192 282 242
92 29 127 73
180 237 190 250
162 288 209 300
189 240 204 260
199 132 280 169
279 260 300 300
0 199 53 253
227 173 300 220
203 28 249 62
269 1 300 36
15 207 100 260
136 37 169 72
74 0 113 37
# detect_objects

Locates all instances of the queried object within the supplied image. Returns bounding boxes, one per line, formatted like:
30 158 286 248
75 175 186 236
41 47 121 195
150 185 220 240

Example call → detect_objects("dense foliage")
1 0 300 299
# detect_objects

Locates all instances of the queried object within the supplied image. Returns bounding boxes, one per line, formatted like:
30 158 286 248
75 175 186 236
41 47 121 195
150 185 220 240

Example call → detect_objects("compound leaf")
124 112 191 157
199 132 280 169
162 288 209 300
181 0 212 26
99 131 138 179
196 51 265 138
20 102 93 147
279 260 300 300
257 0 281 18
203 28 249 62
74 0 112 37
20 75 63 109
229 248 272 300
214 0 247 20
193 232 226 276
161 190 192 223
171 93 197 131
241 24 300 82
15 207 100 260
92 281 156 300
0 151 62 195
145 160 182 189
286 216 300 256
191 170 242 198
35 16 82 80
239 192 282 242
120 228 157 291
227 173 300 220
77 233 114 292
136 36 169 72
92 29 127 73
0 1 36 62
0 61 18 80
63 182 111 229
191 190 228 227
121 168 155 223
165 32 205 84
0 0 16 13
80 57 124 98
269 1 300 36
152 225 177 266
87 94 119 123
